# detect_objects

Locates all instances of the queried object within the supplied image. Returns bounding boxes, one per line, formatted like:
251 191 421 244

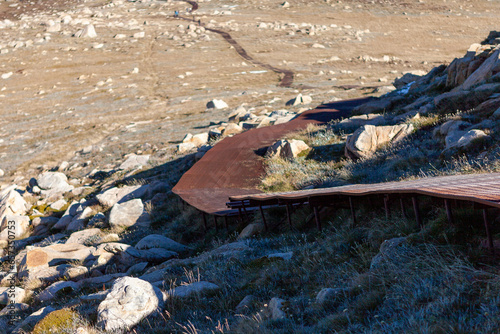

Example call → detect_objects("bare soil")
0 0 498 185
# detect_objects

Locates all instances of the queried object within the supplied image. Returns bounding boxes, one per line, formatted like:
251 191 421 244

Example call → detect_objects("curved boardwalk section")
176 0 293 87
172 98 371 215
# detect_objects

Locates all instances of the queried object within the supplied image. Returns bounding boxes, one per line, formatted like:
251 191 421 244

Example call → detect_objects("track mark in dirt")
174 0 294 88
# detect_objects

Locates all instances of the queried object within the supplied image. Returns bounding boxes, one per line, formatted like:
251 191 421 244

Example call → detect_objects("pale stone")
96 185 150 207
109 199 150 228
268 298 287 320
177 142 196 153
135 234 190 253
74 24 97 38
445 129 488 150
0 185 28 224
97 277 163 331
0 215 30 241
119 154 150 170
0 287 25 304
267 252 293 261
223 123 243 135
345 124 414 159
66 228 103 245
36 281 80 302
238 223 265 239
168 281 219 298
206 99 228 109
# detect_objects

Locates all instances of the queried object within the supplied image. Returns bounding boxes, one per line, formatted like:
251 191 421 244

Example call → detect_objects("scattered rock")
370 237 407 269
315 288 347 307
445 129 488 150
267 139 309 159
97 277 163 331
0 215 30 241
36 281 80 302
0 185 28 223
119 154 150 170
168 281 219 298
12 306 55 334
235 295 256 314
206 99 228 109
96 185 150 207
345 124 414 159
286 93 312 106
135 234 190 253
66 228 103 245
267 251 293 261
0 286 25 304
74 24 97 38
238 223 265 239
109 199 150 228
268 297 287 320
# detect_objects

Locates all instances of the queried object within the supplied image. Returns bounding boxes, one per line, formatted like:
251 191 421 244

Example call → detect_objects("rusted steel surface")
229 173 500 209
173 98 372 215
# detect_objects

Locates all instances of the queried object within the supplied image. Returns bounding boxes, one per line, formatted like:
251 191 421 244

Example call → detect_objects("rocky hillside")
0 35 499 333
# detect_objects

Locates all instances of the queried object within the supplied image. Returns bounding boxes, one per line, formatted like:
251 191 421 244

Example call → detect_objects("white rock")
96 185 150 207
168 281 219 298
119 154 150 170
1 72 13 79
206 99 228 109
49 199 67 211
177 142 196 154
109 199 150 228
135 234 190 253
133 31 145 38
114 34 127 39
97 277 163 331
0 286 25 304
0 215 30 241
74 24 97 38
0 185 28 224
36 281 80 302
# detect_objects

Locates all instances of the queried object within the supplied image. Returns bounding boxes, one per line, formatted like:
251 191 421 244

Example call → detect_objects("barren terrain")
0 0 498 185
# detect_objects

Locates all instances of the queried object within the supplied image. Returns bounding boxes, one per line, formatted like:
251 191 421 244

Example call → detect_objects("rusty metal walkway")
229 173 500 210
172 98 372 215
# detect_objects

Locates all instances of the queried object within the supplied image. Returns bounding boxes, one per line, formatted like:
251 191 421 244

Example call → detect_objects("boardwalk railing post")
313 206 322 231
286 203 293 228
259 205 268 231
483 208 494 254
444 199 454 225
349 197 356 226
400 197 406 218
213 215 218 232
412 196 422 229
202 212 208 231
384 195 390 220
224 215 229 230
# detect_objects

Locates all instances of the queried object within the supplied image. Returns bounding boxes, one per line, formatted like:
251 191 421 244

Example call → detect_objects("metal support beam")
202 212 208 231
483 208 494 254
400 197 406 218
444 199 454 225
259 205 268 231
412 196 422 228
349 197 357 226
384 195 390 220
313 206 321 231
286 203 292 228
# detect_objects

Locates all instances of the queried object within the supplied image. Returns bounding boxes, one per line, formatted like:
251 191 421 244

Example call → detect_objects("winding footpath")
175 0 294 87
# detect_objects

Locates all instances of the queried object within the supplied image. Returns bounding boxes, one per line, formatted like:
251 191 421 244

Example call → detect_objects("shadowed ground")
173 98 372 215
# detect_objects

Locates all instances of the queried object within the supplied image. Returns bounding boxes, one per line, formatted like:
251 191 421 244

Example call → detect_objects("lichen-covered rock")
345 124 414 159
97 277 163 331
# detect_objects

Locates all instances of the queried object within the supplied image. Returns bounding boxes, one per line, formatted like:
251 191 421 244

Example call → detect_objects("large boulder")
434 83 500 113
206 99 228 109
460 49 500 90
345 124 414 159
266 139 309 159
97 277 163 332
135 234 190 253
108 199 150 228
36 172 74 198
0 185 28 224
96 185 151 207
0 215 30 241
11 306 55 334
445 129 488 150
